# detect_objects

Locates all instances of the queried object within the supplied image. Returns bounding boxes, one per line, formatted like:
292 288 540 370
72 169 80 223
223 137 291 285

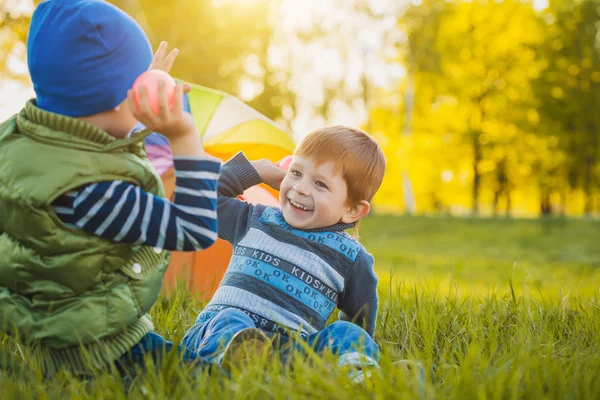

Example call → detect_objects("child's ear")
341 200 370 224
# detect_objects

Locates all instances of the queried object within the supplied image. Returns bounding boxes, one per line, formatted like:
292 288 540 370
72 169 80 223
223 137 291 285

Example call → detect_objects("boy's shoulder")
0 114 19 142
249 205 370 266
0 113 17 129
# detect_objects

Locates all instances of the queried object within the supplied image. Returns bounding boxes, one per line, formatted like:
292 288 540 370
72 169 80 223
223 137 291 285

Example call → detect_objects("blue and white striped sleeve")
52 157 221 251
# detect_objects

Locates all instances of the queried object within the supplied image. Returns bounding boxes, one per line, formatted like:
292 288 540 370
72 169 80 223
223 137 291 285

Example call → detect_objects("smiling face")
279 156 358 230
280 125 386 231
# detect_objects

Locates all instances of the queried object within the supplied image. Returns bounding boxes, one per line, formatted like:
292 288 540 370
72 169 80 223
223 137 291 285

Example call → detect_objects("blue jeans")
181 308 380 368
115 332 210 377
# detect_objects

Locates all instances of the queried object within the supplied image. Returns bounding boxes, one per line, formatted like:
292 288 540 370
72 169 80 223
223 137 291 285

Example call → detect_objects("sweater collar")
302 221 355 233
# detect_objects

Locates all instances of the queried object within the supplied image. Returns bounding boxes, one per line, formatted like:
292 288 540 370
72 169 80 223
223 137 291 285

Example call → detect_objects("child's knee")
322 321 379 355
325 321 367 337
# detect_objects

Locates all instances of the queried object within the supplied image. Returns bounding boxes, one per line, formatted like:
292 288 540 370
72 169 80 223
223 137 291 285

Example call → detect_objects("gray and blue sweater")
197 152 379 338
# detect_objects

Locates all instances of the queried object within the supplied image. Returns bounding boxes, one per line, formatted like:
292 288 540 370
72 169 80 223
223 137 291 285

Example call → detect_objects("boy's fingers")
149 41 168 70
161 48 179 72
172 83 184 115
182 83 192 94
157 79 169 120
128 88 148 124
137 85 158 125
127 89 139 116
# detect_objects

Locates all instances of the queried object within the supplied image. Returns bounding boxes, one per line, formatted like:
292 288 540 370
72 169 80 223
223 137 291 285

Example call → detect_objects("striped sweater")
52 156 221 251
198 152 379 338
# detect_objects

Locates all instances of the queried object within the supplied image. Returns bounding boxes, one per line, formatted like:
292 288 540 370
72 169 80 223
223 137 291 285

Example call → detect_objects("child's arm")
215 152 262 243
52 156 221 251
215 152 285 243
337 250 379 337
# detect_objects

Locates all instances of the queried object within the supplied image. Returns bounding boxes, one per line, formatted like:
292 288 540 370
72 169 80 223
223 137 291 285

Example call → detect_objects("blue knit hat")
27 0 153 117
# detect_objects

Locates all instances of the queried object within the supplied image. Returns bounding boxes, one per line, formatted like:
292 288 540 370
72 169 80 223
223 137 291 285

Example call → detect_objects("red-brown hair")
295 125 386 206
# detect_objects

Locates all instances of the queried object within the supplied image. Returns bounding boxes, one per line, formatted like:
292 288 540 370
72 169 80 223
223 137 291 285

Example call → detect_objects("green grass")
362 215 600 298
2 216 600 399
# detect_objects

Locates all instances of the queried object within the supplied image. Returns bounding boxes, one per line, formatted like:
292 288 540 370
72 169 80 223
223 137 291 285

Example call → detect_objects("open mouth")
288 198 313 212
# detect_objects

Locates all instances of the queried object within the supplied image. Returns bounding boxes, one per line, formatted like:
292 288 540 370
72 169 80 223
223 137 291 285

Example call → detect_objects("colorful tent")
142 82 296 298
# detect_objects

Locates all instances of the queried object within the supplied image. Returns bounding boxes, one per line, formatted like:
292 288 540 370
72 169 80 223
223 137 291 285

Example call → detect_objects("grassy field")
2 216 600 399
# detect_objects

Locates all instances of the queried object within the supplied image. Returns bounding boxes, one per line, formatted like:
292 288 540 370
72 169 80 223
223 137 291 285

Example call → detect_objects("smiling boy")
181 126 385 381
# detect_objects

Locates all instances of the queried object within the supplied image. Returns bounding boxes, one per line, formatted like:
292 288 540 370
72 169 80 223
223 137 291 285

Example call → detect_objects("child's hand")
127 80 196 141
148 41 192 94
251 159 287 190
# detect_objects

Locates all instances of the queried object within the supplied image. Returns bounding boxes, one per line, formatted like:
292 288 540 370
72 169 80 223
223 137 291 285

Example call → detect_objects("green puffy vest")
0 101 171 376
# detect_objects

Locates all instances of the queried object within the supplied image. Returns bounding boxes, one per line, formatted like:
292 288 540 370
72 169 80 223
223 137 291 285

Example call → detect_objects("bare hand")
149 41 192 94
127 80 197 141
251 159 287 190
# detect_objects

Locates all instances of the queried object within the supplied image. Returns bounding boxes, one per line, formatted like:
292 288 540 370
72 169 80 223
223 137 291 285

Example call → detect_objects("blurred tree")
0 0 32 83
534 0 600 216
389 0 546 216
399 0 447 214
433 0 543 215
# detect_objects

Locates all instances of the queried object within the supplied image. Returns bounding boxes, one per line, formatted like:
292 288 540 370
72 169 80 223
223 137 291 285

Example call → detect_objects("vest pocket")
119 248 170 317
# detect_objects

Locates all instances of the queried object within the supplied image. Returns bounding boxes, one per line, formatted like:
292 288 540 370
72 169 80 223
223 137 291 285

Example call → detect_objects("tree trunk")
583 159 593 216
584 125 598 217
492 190 500 217
494 157 508 218
505 189 512 218
401 72 417 215
540 189 552 216
560 189 567 218
472 133 482 216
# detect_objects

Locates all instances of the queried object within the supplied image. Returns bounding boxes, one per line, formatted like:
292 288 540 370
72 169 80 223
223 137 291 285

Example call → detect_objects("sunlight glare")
533 0 548 11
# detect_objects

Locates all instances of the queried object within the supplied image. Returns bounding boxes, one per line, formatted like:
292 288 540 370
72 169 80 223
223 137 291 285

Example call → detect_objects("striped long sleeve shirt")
52 156 221 251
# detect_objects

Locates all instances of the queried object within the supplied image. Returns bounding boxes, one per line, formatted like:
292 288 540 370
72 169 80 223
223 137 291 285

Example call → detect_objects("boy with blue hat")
0 0 223 378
